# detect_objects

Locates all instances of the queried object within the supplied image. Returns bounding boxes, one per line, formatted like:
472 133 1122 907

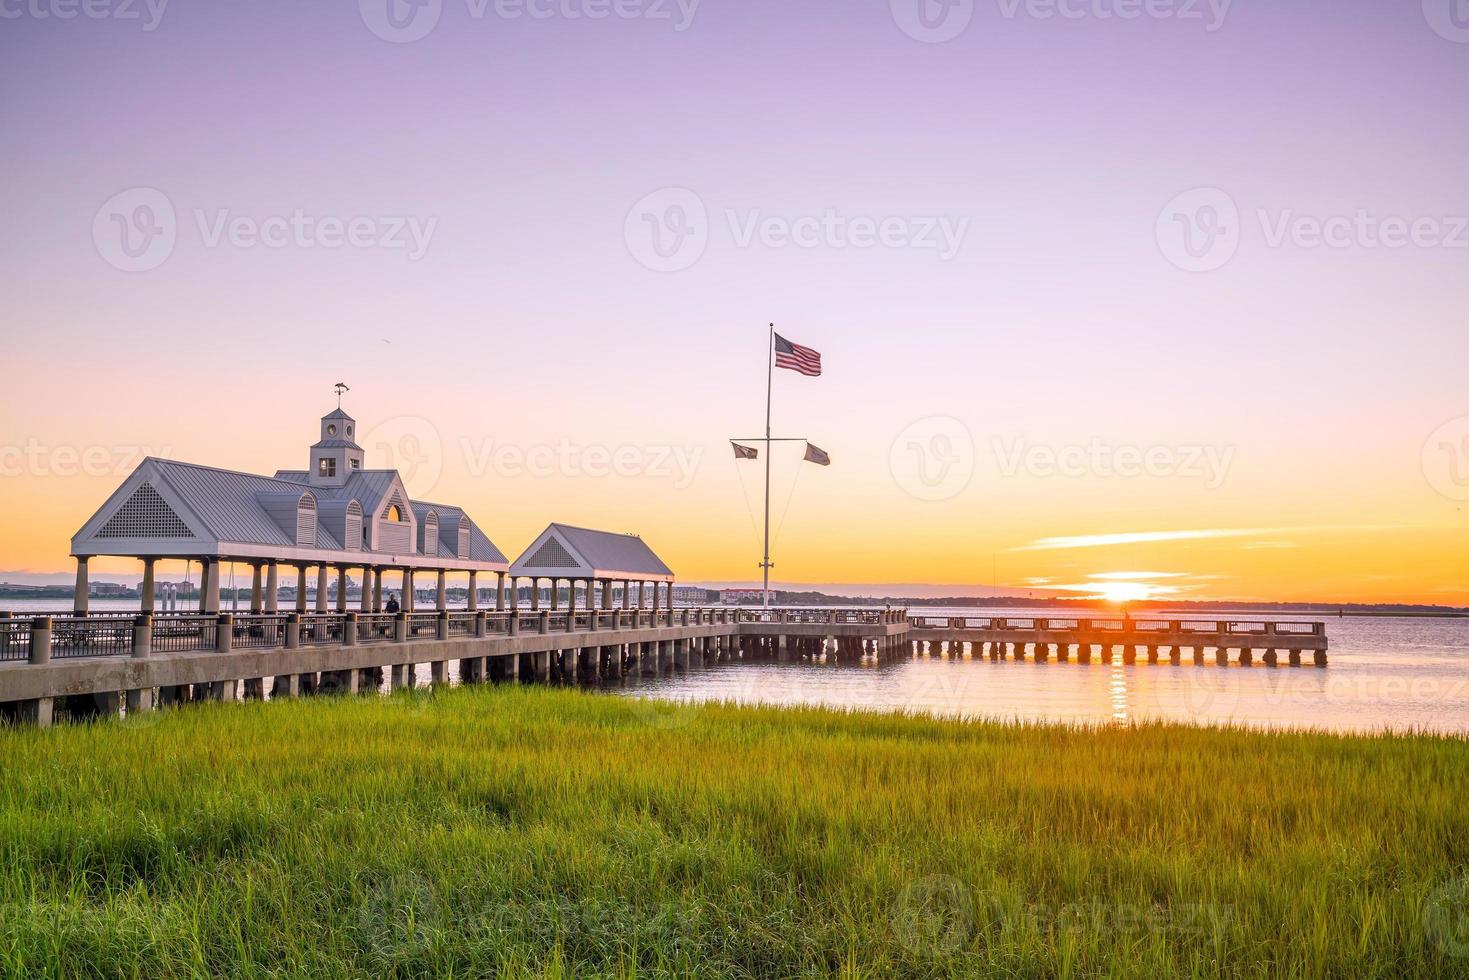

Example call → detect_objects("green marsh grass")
0 685 1466 977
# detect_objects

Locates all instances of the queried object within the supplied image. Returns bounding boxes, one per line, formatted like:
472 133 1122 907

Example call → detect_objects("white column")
336 566 348 613
468 571 479 612
265 562 279 613
203 560 221 614
436 570 447 611
496 572 506 611
360 568 373 612
73 557 89 615
250 563 264 613
316 565 329 613
140 558 156 614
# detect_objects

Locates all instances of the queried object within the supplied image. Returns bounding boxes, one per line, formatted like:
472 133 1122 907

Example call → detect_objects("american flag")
774 333 821 376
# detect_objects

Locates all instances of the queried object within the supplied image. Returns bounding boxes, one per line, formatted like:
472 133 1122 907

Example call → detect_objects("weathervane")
334 381 350 408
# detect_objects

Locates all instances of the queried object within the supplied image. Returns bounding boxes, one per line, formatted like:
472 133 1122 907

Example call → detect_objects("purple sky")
2 0 1467 601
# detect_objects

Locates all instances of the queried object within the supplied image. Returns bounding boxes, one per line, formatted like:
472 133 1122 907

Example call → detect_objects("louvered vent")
527 536 578 568
344 500 363 552
97 483 194 538
457 525 470 560
296 495 317 547
422 512 438 557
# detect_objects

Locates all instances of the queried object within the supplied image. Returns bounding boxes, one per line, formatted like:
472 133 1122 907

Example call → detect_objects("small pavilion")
69 403 510 615
508 523 675 614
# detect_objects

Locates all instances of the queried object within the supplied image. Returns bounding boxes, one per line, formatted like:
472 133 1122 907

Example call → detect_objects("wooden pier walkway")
0 608 1327 726
906 614 1330 668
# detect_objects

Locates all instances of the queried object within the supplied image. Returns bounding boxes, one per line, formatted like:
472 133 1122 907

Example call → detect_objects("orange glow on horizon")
0 367 1465 606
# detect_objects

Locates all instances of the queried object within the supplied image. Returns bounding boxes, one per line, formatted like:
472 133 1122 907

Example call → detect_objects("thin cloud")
1087 571 1190 580
1017 529 1263 551
1015 525 1409 552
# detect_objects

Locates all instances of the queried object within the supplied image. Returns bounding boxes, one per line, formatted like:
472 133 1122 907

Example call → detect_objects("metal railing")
26 609 139 618
1223 621 1268 635
233 614 288 650
51 617 133 658
0 618 32 662
4 607 914 664
357 613 398 642
1179 620 1220 633
741 608 902 625
1272 622 1324 636
299 615 345 646
405 613 440 639
152 616 219 653
903 616 1325 638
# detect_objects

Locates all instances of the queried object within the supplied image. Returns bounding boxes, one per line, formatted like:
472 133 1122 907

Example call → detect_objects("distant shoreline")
2 588 1464 618
748 591 1469 618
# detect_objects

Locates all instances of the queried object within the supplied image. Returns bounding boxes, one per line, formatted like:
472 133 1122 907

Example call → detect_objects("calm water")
617 606 1469 737
9 600 1467 736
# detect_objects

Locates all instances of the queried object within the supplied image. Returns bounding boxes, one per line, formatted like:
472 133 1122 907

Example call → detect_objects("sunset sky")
2 1 1466 604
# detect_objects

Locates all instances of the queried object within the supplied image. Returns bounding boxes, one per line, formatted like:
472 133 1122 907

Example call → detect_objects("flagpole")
762 323 774 608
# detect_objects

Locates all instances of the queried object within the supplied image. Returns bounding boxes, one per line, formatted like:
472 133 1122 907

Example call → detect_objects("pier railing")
151 616 219 653
906 616 1325 637
737 609 907 625
51 617 134 658
0 617 31 662
0 609 1332 666
232 614 288 650
0 606 895 664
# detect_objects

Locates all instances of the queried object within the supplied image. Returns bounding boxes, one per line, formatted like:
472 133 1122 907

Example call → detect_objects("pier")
0 607 1327 726
907 614 1330 668
2 396 1328 728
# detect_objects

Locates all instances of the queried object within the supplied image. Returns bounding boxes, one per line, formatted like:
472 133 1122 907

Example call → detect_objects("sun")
1092 581 1154 604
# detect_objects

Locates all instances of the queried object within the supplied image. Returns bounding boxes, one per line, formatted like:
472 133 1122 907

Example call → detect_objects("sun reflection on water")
1109 663 1130 725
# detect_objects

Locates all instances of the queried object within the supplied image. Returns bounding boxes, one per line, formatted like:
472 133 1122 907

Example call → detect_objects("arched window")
386 504 403 522
296 493 318 548
344 500 363 552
